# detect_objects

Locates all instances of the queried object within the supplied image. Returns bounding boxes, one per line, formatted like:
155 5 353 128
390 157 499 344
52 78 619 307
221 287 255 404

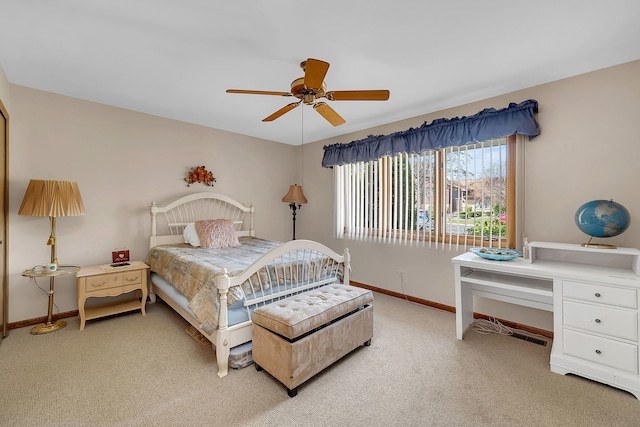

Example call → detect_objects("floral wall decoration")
185 165 216 187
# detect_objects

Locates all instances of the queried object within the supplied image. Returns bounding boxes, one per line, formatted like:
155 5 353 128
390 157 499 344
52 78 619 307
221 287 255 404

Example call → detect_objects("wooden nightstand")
77 261 149 330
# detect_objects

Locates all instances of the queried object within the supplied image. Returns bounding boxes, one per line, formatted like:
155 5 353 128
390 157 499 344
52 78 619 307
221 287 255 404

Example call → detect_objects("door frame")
0 98 8 339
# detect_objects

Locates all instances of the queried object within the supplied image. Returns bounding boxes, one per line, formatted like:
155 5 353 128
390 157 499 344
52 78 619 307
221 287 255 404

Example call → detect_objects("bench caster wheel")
364 339 372 346
255 363 263 371
287 387 298 398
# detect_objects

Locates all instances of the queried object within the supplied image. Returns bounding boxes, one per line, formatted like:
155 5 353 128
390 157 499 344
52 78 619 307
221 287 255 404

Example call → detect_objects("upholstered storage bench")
252 283 374 397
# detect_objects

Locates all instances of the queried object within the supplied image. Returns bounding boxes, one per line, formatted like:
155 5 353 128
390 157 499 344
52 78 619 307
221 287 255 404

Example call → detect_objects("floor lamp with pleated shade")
18 180 85 334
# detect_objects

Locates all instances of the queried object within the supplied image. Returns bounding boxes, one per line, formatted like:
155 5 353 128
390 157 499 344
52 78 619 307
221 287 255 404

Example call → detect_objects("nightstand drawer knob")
595 349 602 355
595 318 601 323
594 292 601 297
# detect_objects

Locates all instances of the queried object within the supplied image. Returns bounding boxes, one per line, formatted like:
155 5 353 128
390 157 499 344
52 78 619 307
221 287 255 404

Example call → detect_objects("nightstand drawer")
563 329 638 374
563 300 638 341
563 281 637 308
85 274 120 292
84 270 142 293
122 270 143 286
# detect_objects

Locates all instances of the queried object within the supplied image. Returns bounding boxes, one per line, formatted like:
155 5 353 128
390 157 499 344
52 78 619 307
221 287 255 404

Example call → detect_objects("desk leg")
454 266 473 340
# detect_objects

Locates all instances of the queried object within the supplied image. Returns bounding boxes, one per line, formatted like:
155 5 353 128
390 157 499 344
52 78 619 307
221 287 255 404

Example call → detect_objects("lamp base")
30 319 67 335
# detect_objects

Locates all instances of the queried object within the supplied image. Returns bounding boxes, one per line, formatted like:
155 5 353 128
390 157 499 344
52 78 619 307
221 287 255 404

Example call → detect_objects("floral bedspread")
146 236 282 305
147 237 344 332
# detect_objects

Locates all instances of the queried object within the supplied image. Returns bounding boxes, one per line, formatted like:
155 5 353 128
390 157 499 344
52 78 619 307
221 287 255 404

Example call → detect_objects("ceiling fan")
226 58 390 126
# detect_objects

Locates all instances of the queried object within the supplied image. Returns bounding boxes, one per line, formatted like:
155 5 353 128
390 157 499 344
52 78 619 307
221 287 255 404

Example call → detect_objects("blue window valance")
322 99 539 168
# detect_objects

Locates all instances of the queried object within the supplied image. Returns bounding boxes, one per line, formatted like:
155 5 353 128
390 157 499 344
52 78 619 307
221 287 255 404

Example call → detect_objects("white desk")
452 242 640 399
452 252 554 340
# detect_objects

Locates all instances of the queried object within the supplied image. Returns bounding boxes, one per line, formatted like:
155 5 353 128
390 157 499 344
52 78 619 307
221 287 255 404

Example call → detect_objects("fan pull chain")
301 105 304 188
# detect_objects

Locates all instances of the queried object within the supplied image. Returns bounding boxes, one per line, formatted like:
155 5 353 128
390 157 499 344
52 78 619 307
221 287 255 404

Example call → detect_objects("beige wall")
5 60 640 331
301 60 640 332
7 86 298 322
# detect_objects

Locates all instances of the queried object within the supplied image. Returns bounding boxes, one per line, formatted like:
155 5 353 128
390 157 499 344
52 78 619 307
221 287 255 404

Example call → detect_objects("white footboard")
213 239 350 378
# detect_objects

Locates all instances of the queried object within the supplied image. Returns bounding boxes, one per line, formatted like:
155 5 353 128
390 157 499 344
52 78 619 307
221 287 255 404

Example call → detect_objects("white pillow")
183 223 201 247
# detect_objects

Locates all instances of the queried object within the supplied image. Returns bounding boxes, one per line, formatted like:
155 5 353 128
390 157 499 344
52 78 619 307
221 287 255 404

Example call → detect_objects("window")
334 135 518 248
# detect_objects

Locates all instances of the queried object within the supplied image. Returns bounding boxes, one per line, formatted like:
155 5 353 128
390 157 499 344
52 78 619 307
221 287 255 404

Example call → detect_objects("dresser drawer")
563 281 637 309
84 270 142 293
563 300 638 341
563 329 638 374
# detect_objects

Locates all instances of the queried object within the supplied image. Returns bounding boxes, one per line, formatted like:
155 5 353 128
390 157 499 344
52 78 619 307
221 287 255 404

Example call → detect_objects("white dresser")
452 241 640 399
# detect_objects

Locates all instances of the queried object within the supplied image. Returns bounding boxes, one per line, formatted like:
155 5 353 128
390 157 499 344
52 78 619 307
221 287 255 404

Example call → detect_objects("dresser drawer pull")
594 292 601 297
595 349 602 355
595 318 601 323
92 281 107 288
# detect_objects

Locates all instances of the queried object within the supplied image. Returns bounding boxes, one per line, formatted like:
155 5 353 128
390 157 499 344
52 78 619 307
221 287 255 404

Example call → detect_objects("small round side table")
22 265 81 335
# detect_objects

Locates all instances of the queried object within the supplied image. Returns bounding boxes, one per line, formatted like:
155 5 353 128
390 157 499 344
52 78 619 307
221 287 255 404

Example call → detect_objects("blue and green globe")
575 199 630 239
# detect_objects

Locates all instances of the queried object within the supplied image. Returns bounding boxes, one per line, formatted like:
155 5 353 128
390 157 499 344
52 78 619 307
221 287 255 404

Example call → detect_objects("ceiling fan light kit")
226 58 390 126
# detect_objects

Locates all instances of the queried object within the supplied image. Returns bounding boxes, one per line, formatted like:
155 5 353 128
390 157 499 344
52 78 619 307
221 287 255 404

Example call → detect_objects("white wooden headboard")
150 192 255 248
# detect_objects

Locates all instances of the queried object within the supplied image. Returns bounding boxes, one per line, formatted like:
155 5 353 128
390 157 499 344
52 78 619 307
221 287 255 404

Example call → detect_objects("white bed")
146 192 350 378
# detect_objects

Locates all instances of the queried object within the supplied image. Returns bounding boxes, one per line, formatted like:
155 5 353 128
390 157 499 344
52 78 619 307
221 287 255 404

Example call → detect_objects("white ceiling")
1 1 640 146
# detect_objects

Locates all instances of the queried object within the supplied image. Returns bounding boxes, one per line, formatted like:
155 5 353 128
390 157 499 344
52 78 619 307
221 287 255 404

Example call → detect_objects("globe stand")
580 236 617 249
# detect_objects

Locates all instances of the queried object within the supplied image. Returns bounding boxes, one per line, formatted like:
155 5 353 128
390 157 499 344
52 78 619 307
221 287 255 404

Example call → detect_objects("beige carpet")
1 292 640 427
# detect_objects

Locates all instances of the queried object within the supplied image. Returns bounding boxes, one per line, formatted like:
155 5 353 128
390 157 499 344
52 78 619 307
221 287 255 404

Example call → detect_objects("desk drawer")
563 300 638 341
563 329 638 374
563 281 637 308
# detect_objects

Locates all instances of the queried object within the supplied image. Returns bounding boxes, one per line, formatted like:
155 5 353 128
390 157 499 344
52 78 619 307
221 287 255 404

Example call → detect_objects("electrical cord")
472 316 549 343
26 265 49 274
397 271 437 310
472 317 514 335
397 271 411 303
30 277 60 315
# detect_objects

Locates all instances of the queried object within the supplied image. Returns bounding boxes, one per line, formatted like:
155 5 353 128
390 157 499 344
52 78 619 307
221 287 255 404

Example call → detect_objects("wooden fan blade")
313 102 346 126
227 89 292 97
262 102 301 122
325 90 390 101
304 58 330 90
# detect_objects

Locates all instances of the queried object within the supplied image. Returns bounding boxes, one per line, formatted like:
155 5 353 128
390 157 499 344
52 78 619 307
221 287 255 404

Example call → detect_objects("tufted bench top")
252 284 373 340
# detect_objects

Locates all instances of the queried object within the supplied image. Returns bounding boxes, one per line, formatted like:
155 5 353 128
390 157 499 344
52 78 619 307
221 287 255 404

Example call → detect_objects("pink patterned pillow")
194 219 240 249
